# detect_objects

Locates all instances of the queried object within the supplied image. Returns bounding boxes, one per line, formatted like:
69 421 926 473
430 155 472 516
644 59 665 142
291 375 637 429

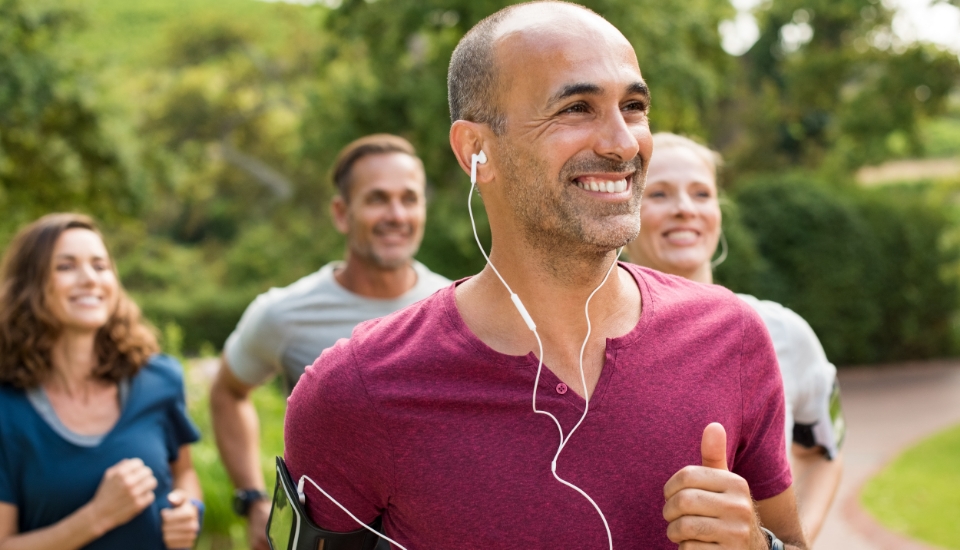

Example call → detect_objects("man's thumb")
700 422 728 470
167 489 186 507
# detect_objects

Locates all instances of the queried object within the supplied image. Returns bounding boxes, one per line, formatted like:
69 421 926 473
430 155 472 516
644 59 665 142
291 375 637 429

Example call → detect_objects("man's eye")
560 102 589 114
622 101 648 112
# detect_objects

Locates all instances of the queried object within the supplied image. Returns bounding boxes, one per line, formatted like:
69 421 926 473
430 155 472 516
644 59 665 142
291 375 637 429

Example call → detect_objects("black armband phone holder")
267 457 384 550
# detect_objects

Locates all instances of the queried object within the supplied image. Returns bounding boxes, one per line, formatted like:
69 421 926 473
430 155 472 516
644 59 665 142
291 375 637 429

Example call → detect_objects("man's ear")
450 120 493 184
330 195 349 235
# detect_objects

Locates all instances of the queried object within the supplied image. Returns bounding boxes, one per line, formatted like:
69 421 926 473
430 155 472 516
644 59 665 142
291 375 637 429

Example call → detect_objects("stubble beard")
498 144 645 279
350 220 421 271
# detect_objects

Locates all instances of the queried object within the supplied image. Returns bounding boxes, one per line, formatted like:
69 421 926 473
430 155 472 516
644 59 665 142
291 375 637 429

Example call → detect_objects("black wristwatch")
233 488 269 517
760 527 785 550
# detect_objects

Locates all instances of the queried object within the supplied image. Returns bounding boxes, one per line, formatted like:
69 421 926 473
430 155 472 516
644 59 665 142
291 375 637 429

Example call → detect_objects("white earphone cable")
469 154 618 550
298 475 410 550
298 154 620 550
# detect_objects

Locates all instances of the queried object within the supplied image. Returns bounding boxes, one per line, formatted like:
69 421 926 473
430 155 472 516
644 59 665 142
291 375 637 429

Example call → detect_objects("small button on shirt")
556 383 568 395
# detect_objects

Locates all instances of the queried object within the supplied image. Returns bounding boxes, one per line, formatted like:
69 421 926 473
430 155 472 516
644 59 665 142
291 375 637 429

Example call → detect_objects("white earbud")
470 150 487 184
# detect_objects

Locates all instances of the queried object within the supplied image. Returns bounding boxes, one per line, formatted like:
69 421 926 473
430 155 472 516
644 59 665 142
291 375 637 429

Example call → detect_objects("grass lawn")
861 423 960 549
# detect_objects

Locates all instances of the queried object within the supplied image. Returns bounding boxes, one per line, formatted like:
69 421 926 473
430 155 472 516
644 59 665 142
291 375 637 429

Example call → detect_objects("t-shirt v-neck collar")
441 262 654 410
26 378 130 448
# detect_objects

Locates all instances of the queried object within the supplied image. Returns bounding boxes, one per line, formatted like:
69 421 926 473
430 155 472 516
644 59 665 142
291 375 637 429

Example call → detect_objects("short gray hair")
448 1 598 135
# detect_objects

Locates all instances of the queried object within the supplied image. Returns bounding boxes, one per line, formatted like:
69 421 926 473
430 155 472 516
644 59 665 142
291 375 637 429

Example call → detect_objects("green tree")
0 0 139 239
729 0 960 175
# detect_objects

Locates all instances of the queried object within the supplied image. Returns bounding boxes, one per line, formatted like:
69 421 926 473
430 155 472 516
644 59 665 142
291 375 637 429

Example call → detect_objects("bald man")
284 3 806 549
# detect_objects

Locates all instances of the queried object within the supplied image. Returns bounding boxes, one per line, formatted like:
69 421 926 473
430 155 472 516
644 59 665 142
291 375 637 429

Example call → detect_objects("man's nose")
596 109 640 162
385 198 408 221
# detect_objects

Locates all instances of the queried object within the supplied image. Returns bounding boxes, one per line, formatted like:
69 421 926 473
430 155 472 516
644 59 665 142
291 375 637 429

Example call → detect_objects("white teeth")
576 178 628 193
666 230 698 243
74 296 101 306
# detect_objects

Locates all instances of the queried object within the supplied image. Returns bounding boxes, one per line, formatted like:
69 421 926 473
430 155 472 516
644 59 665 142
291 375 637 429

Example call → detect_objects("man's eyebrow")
627 81 650 99
546 81 650 108
546 83 604 108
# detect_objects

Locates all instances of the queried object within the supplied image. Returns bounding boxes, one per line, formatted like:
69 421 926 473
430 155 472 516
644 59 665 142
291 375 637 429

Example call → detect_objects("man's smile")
571 171 636 196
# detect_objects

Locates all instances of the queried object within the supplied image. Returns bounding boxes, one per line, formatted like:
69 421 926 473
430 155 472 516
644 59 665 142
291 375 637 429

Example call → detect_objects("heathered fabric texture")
285 264 791 549
224 261 449 392
0 355 200 549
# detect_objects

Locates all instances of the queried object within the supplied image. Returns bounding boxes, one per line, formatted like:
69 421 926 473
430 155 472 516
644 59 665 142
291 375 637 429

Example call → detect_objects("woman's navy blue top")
0 354 201 549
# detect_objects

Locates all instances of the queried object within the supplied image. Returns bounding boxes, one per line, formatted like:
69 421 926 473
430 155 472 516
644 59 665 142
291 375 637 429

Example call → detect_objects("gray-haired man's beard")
355 221 421 270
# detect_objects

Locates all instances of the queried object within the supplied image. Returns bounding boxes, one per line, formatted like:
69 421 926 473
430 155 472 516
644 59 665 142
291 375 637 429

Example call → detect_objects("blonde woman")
0 214 202 549
627 134 845 542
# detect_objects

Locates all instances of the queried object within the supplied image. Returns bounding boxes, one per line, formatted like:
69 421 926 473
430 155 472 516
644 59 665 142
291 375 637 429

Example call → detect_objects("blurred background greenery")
5 0 960 364
3 0 960 546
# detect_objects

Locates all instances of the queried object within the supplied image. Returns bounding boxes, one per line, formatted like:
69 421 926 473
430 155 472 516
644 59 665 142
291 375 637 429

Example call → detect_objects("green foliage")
0 0 139 237
730 0 960 175
921 106 960 158
3 0 960 359
729 175 959 364
183 360 286 550
711 197 773 294
862 422 960 548
73 0 300 66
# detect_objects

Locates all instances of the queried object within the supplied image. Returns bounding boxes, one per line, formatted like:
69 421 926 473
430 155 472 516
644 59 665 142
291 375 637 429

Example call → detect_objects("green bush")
725 175 958 364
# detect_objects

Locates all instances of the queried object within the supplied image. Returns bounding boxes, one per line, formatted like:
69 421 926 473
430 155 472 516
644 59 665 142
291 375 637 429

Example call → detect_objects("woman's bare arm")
0 458 157 550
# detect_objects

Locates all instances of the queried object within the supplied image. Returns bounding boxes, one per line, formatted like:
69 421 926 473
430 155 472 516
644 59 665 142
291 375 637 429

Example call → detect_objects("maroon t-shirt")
285 264 791 549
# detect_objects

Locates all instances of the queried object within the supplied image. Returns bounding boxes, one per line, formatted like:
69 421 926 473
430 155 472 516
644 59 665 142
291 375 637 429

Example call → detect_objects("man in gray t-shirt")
223 260 448 391
210 134 450 550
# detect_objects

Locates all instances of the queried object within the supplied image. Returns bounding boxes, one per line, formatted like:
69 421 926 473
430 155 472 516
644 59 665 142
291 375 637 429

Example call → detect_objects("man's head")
449 2 653 264
330 134 427 270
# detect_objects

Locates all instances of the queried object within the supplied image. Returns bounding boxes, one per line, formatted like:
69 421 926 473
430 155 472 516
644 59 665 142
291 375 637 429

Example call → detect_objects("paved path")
815 360 960 550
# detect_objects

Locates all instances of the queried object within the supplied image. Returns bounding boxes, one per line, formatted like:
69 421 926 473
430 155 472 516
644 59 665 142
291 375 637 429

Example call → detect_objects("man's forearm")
210 377 265 490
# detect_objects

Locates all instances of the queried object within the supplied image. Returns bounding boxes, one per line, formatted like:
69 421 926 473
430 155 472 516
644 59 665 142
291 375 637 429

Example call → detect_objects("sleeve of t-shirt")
0 416 11 504
734 304 794 502
223 293 285 387
284 341 393 531
153 355 202 462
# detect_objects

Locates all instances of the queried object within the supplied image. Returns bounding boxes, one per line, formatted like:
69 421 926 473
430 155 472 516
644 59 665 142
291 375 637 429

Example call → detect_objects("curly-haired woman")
0 214 202 550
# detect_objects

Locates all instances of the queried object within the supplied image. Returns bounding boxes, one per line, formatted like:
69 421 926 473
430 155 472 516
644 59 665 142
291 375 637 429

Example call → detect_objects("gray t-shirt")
224 261 450 391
